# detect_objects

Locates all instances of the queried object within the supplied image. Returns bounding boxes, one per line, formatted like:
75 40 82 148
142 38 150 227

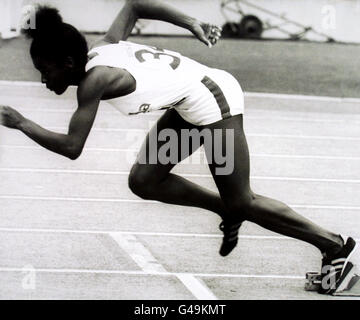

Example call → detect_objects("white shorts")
174 68 244 126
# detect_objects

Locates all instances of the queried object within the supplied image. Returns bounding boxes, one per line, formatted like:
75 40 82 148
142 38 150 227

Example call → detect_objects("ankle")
323 235 344 258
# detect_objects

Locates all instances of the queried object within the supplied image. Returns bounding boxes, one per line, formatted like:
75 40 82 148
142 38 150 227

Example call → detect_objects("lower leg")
205 114 343 256
242 193 343 256
129 172 230 218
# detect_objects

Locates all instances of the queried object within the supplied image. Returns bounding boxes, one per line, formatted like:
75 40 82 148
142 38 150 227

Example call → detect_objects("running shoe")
219 219 243 257
318 236 358 294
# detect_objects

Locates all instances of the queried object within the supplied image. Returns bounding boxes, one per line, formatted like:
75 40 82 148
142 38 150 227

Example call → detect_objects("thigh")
133 108 203 180
203 114 252 204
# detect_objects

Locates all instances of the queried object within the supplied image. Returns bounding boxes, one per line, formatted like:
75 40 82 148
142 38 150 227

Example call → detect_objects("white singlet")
85 41 244 126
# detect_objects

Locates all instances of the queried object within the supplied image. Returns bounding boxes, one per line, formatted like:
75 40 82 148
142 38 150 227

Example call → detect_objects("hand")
191 21 222 48
0 105 25 129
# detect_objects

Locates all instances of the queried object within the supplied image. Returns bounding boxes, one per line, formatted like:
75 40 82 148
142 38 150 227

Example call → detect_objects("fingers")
198 34 212 48
195 23 222 48
0 105 20 128
206 24 222 47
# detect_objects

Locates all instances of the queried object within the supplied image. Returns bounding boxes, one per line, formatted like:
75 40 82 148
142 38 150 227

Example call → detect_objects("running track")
0 81 359 300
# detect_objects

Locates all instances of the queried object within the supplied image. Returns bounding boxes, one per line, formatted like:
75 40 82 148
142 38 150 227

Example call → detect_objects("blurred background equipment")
15 0 360 43
0 0 22 39
220 0 335 42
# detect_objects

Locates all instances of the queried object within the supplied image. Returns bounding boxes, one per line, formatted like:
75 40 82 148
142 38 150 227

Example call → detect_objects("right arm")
0 69 132 160
101 0 221 47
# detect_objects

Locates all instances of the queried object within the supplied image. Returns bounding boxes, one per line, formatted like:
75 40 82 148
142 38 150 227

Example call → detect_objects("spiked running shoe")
219 219 243 257
318 236 358 295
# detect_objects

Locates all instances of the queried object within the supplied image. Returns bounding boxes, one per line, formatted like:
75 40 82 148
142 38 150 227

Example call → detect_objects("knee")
128 165 155 199
225 192 258 218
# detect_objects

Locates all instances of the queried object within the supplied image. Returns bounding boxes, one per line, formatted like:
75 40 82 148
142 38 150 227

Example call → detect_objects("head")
23 6 88 95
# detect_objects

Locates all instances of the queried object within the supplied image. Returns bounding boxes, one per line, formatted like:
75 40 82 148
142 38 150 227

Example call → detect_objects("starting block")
305 262 360 297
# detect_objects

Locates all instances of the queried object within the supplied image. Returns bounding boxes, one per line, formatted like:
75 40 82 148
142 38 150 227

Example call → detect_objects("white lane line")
192 273 304 279
0 227 358 243
0 226 282 240
2 80 360 104
37 126 360 141
0 195 358 210
0 266 305 280
4 124 360 141
1 167 360 184
0 80 44 87
252 153 360 161
246 115 360 124
245 91 360 104
110 233 167 273
1 145 360 161
11 108 360 124
176 274 217 300
0 195 158 203
110 232 217 300
0 227 223 238
250 133 360 141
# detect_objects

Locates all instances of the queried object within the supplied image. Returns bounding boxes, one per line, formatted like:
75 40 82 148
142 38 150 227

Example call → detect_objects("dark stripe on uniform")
201 76 231 119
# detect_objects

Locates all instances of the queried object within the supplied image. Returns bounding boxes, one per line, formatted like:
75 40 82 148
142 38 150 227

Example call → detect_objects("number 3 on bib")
134 46 181 70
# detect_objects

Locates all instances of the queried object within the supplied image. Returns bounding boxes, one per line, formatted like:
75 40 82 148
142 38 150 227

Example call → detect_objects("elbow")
68 152 81 161
66 146 83 161
130 0 144 15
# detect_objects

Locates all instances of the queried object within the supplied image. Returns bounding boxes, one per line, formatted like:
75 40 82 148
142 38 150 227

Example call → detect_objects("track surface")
1 36 360 300
1 35 360 97
0 81 360 300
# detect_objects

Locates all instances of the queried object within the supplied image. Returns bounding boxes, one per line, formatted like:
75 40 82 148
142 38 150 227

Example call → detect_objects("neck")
70 67 86 86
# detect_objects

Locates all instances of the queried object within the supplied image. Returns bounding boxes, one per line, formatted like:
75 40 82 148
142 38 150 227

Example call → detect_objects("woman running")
0 0 357 294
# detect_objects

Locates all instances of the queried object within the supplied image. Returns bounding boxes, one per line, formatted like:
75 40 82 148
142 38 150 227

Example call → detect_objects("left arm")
101 0 221 47
0 73 107 160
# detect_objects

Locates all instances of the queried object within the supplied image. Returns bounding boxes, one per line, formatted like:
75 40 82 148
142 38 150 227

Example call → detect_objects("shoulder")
78 66 134 102
77 67 111 102
89 37 115 51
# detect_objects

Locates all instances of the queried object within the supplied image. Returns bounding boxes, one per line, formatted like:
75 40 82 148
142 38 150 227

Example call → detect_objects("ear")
64 56 75 69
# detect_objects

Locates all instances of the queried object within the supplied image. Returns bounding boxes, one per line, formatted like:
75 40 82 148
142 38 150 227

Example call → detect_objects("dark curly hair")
22 5 88 68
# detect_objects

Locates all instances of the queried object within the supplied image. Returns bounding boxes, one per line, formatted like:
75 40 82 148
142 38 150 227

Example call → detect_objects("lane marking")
1 80 360 104
252 153 360 161
110 232 217 300
1 227 358 242
176 274 217 300
0 226 282 239
1 167 360 184
245 91 360 104
1 145 360 161
0 195 358 210
9 107 360 124
250 133 360 141
30 126 360 141
0 81 44 87
0 195 158 203
246 115 360 124
0 227 360 244
3 123 360 141
110 233 167 273
0 266 305 280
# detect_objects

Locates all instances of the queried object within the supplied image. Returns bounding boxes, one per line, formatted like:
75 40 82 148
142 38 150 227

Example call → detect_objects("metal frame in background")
220 0 335 42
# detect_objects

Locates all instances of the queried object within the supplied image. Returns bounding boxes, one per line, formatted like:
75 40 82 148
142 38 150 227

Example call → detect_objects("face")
33 57 72 95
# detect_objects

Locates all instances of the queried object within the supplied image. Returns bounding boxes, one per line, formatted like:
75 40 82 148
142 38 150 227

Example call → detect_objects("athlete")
0 0 357 294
